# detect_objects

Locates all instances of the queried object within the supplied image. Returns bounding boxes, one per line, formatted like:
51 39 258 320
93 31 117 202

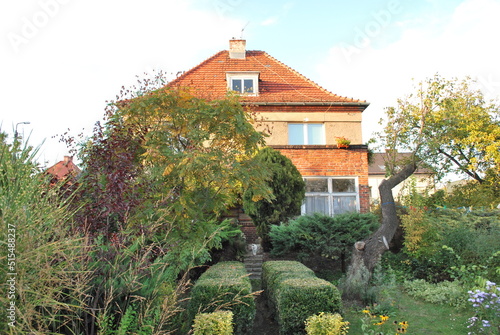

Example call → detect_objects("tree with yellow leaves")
347 74 500 289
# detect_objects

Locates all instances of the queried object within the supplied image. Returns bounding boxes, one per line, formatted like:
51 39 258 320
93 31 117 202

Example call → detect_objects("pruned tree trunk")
344 161 417 297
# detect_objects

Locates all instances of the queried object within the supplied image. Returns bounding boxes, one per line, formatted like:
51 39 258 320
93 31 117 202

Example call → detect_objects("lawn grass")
344 289 471 334
253 277 472 334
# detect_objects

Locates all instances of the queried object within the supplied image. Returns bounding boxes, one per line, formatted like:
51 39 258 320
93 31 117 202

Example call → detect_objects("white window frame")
226 71 259 96
288 123 325 145
301 176 360 216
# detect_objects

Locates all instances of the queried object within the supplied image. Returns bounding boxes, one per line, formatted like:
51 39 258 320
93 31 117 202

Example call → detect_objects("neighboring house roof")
168 41 369 108
46 156 81 185
369 152 434 176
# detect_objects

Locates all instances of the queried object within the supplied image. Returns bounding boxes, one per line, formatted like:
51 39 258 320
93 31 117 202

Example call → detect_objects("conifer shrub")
192 310 233 335
269 212 378 270
243 147 305 250
262 261 343 335
187 262 255 335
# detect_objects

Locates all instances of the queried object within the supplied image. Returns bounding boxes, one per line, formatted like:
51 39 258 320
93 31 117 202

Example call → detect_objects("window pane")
332 179 356 192
307 124 324 145
243 79 254 93
305 195 329 215
288 124 304 145
305 178 328 192
232 79 242 92
333 196 357 214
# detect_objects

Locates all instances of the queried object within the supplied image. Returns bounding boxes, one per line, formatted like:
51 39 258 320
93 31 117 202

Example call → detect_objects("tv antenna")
240 21 250 39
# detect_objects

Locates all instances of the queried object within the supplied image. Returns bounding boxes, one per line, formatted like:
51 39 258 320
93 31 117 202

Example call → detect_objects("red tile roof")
369 152 434 175
46 156 81 184
168 50 369 107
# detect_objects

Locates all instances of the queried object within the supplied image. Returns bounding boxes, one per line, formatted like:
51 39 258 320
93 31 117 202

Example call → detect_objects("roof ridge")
259 51 363 103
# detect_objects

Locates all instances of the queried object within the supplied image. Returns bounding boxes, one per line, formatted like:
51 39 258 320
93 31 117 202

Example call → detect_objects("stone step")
244 261 263 279
245 264 263 269
246 273 262 279
245 263 262 268
243 243 264 280
246 266 262 272
244 256 263 262
244 258 262 263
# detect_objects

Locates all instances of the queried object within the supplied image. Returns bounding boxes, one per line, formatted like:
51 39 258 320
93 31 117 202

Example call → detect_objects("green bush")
400 208 500 283
277 278 343 335
187 262 255 335
269 212 378 270
263 261 343 335
305 312 349 335
402 279 467 308
193 310 233 335
262 261 315 308
243 147 305 250
442 169 500 208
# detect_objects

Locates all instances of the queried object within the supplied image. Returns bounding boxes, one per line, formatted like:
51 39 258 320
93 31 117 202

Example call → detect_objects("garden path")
251 290 279 334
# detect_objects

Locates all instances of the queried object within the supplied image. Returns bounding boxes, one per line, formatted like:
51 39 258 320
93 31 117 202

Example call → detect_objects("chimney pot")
229 39 246 59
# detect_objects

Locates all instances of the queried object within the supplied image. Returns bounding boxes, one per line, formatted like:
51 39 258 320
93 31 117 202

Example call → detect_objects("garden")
258 203 500 334
1 74 499 334
2 129 498 334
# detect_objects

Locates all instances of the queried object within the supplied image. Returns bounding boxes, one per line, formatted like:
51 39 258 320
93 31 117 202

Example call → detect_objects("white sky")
1 0 499 167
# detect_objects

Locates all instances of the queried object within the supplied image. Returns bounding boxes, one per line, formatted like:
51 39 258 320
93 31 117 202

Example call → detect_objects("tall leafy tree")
68 76 274 332
382 75 500 182
75 82 273 235
118 88 273 229
242 147 305 250
347 75 500 285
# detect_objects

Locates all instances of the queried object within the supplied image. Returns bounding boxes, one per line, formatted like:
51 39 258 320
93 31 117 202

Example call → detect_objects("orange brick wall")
271 145 370 213
222 207 259 243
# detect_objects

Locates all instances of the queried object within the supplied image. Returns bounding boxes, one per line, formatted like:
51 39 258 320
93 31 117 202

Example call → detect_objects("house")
168 39 370 238
368 152 436 204
46 155 81 187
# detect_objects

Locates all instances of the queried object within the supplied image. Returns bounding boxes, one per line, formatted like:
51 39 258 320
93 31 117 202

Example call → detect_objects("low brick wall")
223 208 259 244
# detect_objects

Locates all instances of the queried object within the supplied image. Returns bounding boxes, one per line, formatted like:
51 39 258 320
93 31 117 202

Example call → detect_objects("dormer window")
226 72 259 96
232 79 254 94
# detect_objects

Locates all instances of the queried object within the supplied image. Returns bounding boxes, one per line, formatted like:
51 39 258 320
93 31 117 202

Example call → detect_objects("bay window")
302 177 359 216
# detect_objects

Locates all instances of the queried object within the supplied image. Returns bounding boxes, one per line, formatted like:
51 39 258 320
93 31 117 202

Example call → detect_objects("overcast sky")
1 0 499 166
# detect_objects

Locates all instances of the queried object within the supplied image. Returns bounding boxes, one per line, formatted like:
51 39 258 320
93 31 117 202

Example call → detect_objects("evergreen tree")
243 147 305 250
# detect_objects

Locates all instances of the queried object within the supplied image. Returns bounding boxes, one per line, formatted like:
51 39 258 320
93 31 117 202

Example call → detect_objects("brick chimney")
63 156 73 166
229 39 246 59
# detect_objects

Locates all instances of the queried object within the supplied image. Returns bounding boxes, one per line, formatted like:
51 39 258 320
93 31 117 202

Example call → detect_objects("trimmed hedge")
262 261 343 335
262 261 315 309
192 310 233 335
187 262 255 335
